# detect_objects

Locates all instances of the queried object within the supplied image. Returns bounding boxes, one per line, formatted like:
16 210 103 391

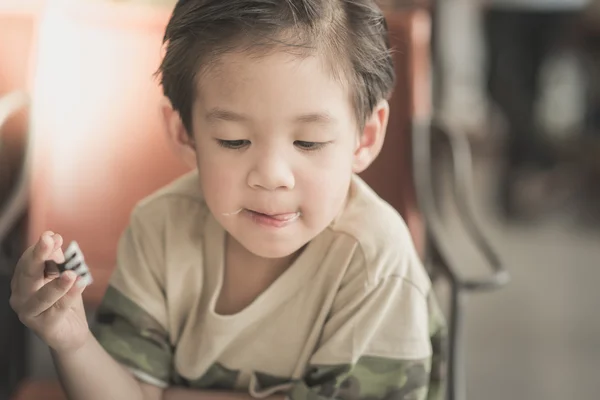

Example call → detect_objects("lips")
249 210 300 221
243 209 301 228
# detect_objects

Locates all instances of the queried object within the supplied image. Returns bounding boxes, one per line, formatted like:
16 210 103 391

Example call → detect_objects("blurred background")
0 0 599 400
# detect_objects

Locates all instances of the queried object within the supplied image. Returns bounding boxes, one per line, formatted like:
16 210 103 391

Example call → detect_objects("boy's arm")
52 333 284 400
51 331 147 400
160 388 285 400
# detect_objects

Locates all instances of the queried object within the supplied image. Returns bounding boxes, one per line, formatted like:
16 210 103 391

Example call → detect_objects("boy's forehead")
194 50 353 116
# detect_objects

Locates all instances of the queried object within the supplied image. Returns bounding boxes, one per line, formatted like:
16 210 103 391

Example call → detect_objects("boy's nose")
247 152 295 191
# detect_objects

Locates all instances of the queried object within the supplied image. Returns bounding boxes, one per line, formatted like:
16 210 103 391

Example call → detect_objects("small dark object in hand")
56 241 93 287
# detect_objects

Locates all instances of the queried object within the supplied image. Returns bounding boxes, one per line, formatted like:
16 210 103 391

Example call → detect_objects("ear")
352 100 389 174
160 97 197 169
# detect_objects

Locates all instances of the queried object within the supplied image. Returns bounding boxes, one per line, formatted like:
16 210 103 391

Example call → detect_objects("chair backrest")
0 3 37 97
360 9 430 254
27 0 430 306
28 0 189 305
0 4 38 203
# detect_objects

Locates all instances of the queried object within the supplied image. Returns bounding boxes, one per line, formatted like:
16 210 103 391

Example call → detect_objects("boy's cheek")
300 157 352 189
201 169 237 196
299 168 351 208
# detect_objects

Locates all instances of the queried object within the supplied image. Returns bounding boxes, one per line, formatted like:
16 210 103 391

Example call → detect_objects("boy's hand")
9 231 89 354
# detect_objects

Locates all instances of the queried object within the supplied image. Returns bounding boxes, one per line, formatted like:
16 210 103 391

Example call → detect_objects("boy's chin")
240 238 307 260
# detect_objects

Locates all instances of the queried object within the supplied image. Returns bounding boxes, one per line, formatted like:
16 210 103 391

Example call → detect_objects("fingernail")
41 236 52 253
45 233 55 244
61 271 75 282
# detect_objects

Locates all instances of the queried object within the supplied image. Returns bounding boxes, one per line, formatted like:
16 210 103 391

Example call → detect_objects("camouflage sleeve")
93 285 173 387
92 211 173 387
426 290 448 400
287 277 448 400
288 356 431 400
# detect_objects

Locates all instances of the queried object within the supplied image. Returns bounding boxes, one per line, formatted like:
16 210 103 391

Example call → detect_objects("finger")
51 234 63 255
49 234 65 264
22 232 55 278
42 235 67 283
22 270 77 317
55 277 87 309
14 232 57 294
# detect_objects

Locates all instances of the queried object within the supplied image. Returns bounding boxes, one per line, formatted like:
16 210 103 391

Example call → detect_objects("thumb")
58 276 87 310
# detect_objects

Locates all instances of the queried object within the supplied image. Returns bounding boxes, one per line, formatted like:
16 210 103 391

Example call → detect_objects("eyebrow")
204 108 337 126
204 108 249 123
294 112 336 125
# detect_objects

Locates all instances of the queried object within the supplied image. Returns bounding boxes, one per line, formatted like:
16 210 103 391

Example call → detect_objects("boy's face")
178 50 385 259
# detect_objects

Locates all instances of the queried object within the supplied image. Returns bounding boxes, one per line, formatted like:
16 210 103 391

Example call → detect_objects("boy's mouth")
244 209 301 227
248 209 299 220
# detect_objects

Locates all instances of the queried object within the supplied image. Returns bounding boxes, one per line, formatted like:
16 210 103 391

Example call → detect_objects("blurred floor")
436 5 600 396
447 153 600 400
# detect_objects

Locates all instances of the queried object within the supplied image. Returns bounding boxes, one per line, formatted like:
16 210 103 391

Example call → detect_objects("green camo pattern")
93 286 447 400
288 290 448 400
92 285 173 383
173 363 239 390
290 356 429 400
427 290 448 400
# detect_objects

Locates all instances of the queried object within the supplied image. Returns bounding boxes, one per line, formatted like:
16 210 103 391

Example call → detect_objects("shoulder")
328 175 431 297
129 169 209 232
110 170 208 320
116 169 210 281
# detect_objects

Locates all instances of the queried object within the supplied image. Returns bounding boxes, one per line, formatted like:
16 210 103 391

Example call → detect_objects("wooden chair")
0 3 37 170
362 8 432 256
4 2 508 400
0 3 39 258
0 4 40 399
383 6 509 400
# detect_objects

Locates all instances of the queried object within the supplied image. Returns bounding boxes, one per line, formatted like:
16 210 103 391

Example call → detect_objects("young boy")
9 1 447 399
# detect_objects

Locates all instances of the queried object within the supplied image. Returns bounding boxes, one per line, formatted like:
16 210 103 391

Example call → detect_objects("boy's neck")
216 234 304 315
225 234 301 274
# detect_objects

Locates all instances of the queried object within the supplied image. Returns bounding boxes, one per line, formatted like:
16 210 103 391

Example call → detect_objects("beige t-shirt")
94 170 446 399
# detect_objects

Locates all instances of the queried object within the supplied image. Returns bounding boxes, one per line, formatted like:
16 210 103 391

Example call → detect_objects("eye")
294 141 328 151
216 139 250 150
